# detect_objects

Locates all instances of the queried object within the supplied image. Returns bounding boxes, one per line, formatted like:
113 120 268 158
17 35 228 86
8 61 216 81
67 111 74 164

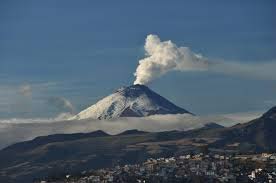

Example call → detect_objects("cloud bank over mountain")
0 111 262 149
134 34 276 85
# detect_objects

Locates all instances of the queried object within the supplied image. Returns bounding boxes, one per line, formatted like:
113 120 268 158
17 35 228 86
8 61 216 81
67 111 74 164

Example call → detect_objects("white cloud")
0 111 261 149
133 34 276 85
134 34 208 85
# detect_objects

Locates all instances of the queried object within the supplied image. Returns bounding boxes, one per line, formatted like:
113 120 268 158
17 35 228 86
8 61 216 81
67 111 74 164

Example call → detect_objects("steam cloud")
134 35 208 85
134 34 276 85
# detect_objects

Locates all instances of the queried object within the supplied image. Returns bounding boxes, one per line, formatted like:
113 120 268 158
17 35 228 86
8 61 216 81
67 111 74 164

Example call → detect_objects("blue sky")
0 0 275 118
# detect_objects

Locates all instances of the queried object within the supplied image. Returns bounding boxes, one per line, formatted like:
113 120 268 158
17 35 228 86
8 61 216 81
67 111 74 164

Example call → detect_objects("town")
37 152 276 183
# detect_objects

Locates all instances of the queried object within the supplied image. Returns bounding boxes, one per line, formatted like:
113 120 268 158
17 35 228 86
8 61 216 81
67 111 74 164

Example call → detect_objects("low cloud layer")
134 34 276 85
0 112 262 149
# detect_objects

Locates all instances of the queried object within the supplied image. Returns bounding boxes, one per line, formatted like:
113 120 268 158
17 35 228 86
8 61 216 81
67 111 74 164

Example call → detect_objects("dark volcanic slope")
212 106 276 151
191 106 276 152
0 107 275 183
0 132 166 183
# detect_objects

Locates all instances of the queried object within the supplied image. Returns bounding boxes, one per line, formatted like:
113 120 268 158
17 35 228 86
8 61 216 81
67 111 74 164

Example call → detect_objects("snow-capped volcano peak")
71 84 191 120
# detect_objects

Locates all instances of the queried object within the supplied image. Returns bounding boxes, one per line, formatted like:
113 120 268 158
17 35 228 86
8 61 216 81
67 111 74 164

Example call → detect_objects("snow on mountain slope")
70 84 191 120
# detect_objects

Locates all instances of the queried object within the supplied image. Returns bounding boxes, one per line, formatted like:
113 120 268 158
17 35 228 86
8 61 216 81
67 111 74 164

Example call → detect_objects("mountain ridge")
0 107 275 182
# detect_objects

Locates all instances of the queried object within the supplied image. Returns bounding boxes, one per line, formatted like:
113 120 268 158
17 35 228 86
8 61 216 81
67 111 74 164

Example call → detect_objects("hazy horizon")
1 0 275 119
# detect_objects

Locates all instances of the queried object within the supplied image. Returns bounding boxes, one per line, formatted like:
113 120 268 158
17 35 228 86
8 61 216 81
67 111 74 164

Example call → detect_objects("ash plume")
134 34 276 85
134 35 208 85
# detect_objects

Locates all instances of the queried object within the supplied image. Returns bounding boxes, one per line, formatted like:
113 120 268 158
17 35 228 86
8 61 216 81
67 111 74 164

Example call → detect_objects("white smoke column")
134 34 209 85
134 34 276 85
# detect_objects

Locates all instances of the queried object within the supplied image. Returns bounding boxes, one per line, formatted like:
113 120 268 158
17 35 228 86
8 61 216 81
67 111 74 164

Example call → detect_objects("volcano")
71 84 191 120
